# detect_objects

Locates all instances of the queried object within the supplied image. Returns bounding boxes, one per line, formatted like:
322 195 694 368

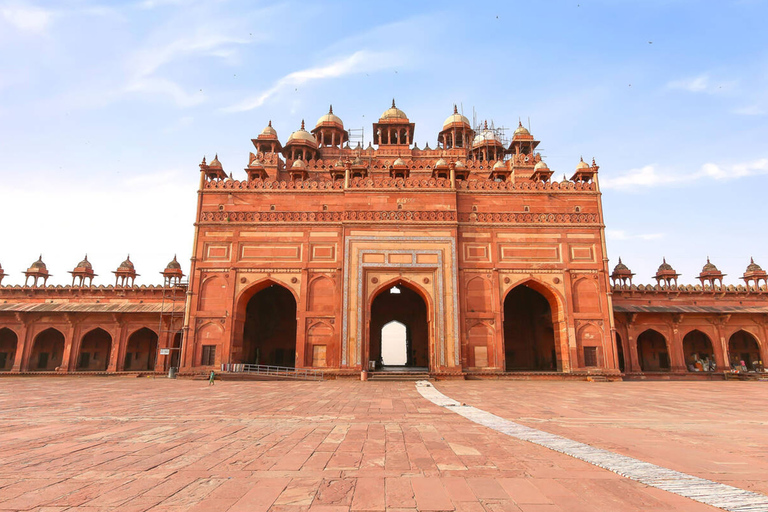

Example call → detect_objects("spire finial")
329 104 333 114
392 98 396 108
707 255 711 263
751 257 755 264
618 257 623 264
84 254 88 262
201 156 206 164
214 153 218 160
483 120 488 129
453 104 458 114
268 120 272 127
592 157 596 166
663 257 667 264
38 254 42 261
301 119 305 130
518 120 523 127
580 156 584 162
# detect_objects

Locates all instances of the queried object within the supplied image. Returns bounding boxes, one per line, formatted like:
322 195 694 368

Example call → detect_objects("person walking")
208 370 215 386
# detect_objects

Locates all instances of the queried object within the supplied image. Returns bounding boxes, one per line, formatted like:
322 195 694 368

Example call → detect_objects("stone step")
368 372 431 381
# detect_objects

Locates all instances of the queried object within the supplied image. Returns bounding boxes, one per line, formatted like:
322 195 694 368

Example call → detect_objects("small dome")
392 157 406 167
316 105 343 128
472 121 501 147
435 158 448 168
291 159 307 169
165 255 181 270
514 121 530 136
118 256 134 270
575 157 589 170
612 258 633 275
746 258 763 273
261 120 277 137
442 105 470 130
334 160 345 168
701 258 719 273
30 255 47 270
657 258 674 272
249 157 264 168
287 120 318 145
381 99 408 120
534 160 549 170
454 160 465 169
76 255 92 269
492 161 506 170
209 154 222 168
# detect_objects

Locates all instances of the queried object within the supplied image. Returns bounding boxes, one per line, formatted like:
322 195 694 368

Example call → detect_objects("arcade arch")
369 281 429 370
0 328 18 371
637 329 670 372
77 328 112 371
728 330 761 371
503 283 558 371
241 283 297 367
124 327 158 371
30 328 65 371
682 330 715 372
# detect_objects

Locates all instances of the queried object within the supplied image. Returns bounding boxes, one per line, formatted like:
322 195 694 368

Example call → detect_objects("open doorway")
369 283 429 371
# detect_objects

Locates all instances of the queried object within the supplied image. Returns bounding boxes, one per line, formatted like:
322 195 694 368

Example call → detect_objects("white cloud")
601 159 768 190
122 32 250 107
666 74 736 94
223 50 403 113
0 1 53 33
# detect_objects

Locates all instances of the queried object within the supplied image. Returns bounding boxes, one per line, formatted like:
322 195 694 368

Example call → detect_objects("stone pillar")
11 320 28 373
669 317 687 373
626 323 642 372
109 318 126 372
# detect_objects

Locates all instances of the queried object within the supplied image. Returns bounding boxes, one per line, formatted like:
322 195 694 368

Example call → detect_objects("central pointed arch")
368 279 430 371
637 329 670 372
124 328 157 371
502 281 561 372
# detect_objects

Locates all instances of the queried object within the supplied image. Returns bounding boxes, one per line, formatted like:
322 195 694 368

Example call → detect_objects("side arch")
30 327 66 371
0 327 19 371
77 327 112 371
124 327 158 371
682 329 715 372
636 328 670 372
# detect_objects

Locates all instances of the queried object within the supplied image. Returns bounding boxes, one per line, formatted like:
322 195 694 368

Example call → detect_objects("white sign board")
159 348 171 356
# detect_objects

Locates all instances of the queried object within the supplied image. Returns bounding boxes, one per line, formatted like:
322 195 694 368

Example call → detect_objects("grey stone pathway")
416 381 768 512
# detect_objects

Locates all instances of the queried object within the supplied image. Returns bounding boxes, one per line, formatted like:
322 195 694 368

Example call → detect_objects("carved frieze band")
200 211 597 224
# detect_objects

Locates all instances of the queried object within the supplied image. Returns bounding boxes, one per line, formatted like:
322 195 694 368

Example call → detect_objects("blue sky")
1 0 766 286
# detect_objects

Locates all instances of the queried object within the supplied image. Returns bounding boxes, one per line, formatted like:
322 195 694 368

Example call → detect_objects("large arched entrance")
77 328 112 371
637 329 670 371
0 328 18 371
683 330 715 372
503 284 557 371
728 330 761 371
30 328 65 371
369 282 429 370
124 328 157 371
242 283 297 367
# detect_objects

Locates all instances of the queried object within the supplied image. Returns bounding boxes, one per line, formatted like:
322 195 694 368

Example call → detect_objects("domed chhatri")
113 255 138 287
610 258 635 289
513 121 530 136
698 257 726 289
284 120 319 162
69 254 96 287
252 120 283 155
373 100 415 147
161 255 184 286
261 120 277 137
24 255 50 287
311 105 349 148
743 257 768 288
531 159 554 183
438 105 474 151
654 258 680 288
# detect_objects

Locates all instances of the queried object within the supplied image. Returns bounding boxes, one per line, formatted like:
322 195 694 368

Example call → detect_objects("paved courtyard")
0 378 765 511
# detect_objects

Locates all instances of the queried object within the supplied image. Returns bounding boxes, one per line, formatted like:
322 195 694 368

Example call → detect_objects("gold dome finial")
329 104 333 114
392 98 396 108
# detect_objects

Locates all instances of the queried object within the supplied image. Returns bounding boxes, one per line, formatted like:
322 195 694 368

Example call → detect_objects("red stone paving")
0 378 730 511
435 380 768 497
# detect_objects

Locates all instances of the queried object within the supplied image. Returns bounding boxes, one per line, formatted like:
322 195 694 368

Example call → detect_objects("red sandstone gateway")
1 103 766 377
